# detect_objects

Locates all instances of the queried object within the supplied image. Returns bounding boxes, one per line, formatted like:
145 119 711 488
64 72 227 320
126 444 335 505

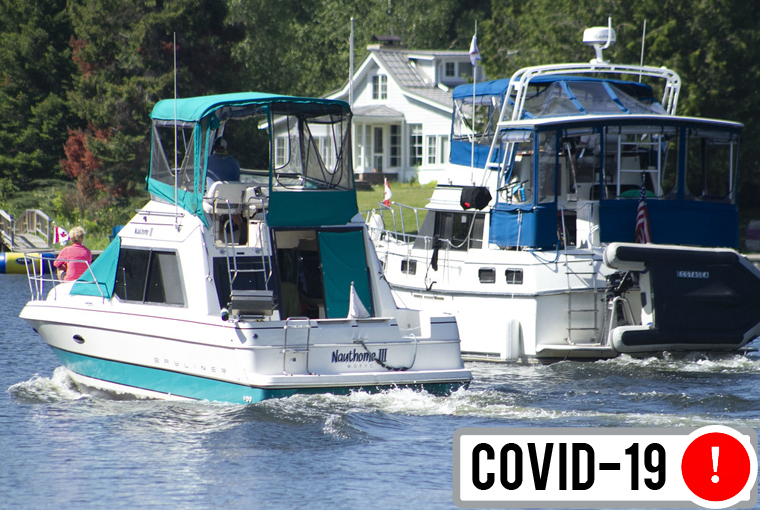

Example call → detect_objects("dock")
1 209 55 253
1 209 57 274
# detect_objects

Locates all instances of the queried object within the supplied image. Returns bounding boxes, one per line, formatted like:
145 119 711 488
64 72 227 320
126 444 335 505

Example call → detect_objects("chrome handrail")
24 253 104 301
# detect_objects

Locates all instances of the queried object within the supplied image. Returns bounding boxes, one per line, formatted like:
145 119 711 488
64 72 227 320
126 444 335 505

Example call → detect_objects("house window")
319 136 334 170
372 75 387 100
275 136 287 167
439 135 449 164
427 135 437 164
445 62 456 78
410 124 423 166
390 125 401 167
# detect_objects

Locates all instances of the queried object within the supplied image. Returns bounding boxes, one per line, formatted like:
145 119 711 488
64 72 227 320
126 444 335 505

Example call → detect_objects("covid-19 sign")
454 426 757 508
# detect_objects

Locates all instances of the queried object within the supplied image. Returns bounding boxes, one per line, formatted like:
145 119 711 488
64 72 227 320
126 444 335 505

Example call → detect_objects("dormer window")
372 75 387 100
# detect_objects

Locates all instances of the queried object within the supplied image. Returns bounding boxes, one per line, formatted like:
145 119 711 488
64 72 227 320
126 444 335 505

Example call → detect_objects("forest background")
1 0 759 246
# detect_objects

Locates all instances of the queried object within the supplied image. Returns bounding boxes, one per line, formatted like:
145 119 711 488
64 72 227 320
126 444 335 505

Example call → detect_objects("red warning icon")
681 426 757 508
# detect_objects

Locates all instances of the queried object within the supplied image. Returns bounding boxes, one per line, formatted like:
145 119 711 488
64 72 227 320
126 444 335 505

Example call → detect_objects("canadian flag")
383 177 393 206
54 226 69 246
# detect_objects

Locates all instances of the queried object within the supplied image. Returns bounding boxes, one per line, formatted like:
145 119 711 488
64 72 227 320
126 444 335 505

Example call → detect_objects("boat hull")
376 238 760 362
21 300 469 404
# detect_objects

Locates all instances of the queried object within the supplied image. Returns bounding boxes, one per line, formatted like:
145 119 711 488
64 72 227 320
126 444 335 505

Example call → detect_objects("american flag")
635 174 652 244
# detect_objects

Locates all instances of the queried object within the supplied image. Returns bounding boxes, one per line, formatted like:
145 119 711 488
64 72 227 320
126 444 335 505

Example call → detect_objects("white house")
327 41 484 185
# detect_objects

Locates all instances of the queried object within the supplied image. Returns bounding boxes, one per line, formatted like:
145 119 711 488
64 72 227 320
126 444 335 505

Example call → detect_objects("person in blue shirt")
207 137 240 182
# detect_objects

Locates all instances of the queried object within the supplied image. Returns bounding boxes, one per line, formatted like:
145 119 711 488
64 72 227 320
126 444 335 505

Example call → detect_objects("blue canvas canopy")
452 75 657 102
451 76 666 168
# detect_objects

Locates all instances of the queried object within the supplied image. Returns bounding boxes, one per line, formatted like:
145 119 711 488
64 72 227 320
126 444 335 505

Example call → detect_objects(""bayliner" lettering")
676 271 709 279
331 348 388 364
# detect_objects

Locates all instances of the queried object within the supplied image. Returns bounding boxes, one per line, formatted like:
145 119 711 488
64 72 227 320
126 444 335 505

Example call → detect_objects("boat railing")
363 202 425 245
507 62 681 122
23 254 104 302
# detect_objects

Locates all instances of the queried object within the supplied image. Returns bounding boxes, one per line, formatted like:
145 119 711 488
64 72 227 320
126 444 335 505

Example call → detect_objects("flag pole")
349 17 355 108
471 20 478 173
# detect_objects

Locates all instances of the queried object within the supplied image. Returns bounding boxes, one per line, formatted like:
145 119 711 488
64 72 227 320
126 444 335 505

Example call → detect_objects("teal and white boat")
20 93 471 403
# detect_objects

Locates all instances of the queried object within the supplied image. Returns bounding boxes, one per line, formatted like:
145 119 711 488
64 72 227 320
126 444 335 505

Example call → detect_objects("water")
2 273 760 509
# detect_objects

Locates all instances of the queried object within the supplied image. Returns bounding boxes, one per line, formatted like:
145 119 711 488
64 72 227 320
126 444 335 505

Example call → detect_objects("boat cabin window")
412 211 485 251
684 128 738 201
537 132 557 203
602 125 678 199
151 123 198 193
560 131 601 200
114 248 184 306
452 94 502 147
502 131 534 205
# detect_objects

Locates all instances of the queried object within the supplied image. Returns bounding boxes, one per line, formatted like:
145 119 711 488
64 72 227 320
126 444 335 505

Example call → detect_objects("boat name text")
134 227 154 236
331 348 388 364
676 271 709 279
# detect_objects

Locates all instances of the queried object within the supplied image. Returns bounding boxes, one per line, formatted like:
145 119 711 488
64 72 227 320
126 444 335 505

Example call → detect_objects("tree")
0 0 76 190
480 0 760 207
64 0 245 200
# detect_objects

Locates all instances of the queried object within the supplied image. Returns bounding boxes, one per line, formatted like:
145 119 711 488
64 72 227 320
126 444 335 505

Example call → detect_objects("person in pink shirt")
53 226 93 281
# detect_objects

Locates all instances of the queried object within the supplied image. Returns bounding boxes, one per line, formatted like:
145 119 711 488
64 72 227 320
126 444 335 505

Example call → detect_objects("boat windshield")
270 105 352 191
499 121 740 205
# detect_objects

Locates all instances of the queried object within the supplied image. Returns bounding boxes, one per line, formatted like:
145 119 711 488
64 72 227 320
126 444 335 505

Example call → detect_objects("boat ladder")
216 193 275 317
563 252 605 345
282 317 312 375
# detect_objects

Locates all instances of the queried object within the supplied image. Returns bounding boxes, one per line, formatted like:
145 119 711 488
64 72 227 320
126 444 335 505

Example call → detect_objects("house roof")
373 50 459 109
328 47 476 112
352 105 404 118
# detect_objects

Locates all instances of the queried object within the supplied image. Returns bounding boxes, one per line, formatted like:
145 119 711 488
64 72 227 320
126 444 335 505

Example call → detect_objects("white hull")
21 291 467 401
377 241 619 362
372 223 760 363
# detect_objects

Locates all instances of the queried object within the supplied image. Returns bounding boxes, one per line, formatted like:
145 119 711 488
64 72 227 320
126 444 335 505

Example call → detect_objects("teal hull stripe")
51 347 300 403
50 348 463 403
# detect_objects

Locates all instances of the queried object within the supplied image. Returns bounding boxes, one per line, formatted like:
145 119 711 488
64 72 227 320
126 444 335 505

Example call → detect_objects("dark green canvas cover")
318 230 372 318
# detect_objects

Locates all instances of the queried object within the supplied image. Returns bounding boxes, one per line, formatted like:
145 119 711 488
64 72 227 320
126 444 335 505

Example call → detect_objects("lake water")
2 273 760 509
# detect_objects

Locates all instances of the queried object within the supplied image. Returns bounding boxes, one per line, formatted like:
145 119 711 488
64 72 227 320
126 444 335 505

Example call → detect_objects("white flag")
347 281 370 318
469 34 481 66
383 177 393 206
55 226 69 246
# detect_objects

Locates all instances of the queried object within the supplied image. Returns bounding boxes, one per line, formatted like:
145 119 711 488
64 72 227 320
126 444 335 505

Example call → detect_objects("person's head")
214 137 228 154
70 226 86 244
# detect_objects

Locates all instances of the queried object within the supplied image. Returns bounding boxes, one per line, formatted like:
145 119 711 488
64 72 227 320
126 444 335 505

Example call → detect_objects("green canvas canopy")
147 92 357 228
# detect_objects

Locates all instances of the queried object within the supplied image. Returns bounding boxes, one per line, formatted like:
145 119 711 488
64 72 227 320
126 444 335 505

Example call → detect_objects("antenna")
583 17 616 63
173 32 180 231
639 19 647 82
349 17 354 108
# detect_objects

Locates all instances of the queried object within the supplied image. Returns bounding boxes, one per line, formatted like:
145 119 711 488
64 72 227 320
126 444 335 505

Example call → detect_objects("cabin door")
318 230 372 318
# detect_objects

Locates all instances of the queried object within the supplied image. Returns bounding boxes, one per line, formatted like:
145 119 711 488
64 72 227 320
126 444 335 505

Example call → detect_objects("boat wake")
9 353 760 437
7 366 88 403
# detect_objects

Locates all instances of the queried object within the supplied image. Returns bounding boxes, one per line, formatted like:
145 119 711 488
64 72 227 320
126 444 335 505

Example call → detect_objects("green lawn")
356 183 435 235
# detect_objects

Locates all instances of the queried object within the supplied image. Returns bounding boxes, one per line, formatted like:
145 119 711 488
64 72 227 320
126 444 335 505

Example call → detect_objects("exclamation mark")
711 446 719 483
